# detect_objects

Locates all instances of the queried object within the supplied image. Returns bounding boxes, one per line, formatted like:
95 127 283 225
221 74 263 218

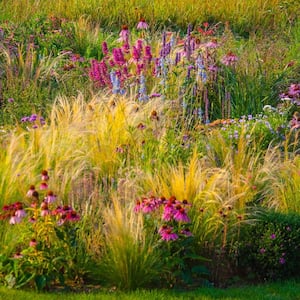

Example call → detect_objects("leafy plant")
237 210 300 281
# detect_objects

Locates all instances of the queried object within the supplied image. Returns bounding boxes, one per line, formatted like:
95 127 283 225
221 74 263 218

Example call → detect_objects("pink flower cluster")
89 36 154 91
134 195 192 241
0 201 26 224
0 170 80 227
280 83 300 105
88 22 239 101
220 51 238 66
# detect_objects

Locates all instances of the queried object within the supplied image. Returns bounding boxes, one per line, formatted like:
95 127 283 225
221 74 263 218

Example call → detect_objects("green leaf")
15 272 36 289
191 265 210 275
184 253 211 262
35 274 47 290
54 227 65 241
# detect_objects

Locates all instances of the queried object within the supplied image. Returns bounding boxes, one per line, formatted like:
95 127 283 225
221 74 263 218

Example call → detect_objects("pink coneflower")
221 52 238 66
162 202 175 221
118 25 129 43
57 214 67 226
169 196 177 203
14 202 23 210
137 18 149 30
2 205 11 211
204 40 218 49
70 53 84 62
29 238 37 247
208 65 218 72
9 215 21 224
160 227 178 241
134 200 142 213
174 207 190 223
31 200 38 208
40 202 50 217
41 170 49 181
181 228 193 237
29 217 36 223
142 202 155 214
182 199 192 207
62 205 73 213
137 123 146 130
15 208 26 219
288 83 300 97
39 182 48 190
44 190 57 204
66 210 80 221
116 146 125 153
158 224 168 235
52 205 63 216
13 252 23 259
26 185 36 197
41 209 50 217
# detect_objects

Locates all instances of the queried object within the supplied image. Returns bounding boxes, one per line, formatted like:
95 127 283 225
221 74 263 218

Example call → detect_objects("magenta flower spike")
102 41 109 56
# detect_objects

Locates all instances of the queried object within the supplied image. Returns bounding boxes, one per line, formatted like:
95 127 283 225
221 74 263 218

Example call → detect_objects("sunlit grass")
1 0 298 34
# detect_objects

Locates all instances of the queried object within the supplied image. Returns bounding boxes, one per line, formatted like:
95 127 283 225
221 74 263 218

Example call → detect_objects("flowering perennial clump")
134 195 192 241
0 169 80 249
20 113 46 128
88 21 238 114
280 83 300 105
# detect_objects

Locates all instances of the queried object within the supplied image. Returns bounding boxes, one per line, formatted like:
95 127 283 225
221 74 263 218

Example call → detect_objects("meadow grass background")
0 0 299 34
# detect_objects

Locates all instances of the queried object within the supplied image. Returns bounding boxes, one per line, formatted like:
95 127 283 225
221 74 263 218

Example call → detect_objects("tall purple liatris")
144 45 152 63
102 41 109 56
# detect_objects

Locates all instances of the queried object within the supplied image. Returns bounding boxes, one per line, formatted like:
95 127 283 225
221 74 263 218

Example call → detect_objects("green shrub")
237 210 300 281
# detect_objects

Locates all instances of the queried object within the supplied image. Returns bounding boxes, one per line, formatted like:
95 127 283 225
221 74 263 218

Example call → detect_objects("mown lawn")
0 280 300 300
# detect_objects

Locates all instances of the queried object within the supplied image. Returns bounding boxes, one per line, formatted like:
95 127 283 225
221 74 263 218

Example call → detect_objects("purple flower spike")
102 41 109 56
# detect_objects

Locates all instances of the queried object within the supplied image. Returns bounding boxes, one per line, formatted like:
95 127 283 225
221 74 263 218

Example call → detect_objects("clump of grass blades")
98 195 162 290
